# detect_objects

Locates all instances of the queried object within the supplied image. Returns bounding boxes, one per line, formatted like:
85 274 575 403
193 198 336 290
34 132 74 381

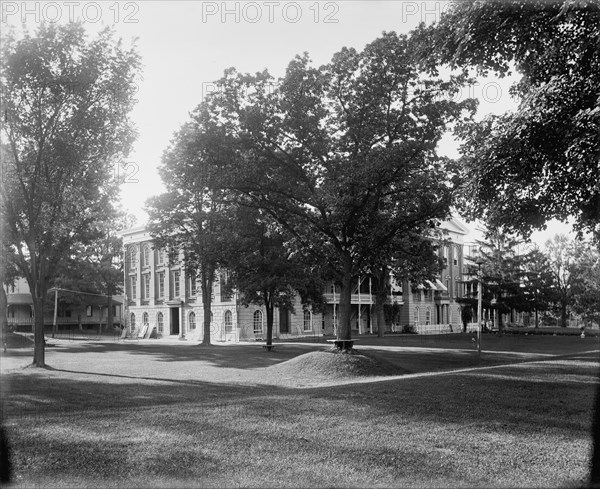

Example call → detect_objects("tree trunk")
32 296 45 367
265 293 274 348
376 300 385 338
107 295 113 331
534 307 539 328
1 287 8 351
560 302 568 328
373 270 388 338
497 306 504 335
200 265 215 346
337 265 353 342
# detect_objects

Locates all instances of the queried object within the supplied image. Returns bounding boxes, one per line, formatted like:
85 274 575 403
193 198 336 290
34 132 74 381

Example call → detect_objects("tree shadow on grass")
3 364 597 488
32 341 329 370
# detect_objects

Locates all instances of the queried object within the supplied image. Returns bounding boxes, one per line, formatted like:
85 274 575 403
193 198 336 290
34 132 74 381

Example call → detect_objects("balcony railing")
323 293 374 304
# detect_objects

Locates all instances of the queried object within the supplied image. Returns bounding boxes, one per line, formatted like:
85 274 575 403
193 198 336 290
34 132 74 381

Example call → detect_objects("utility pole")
476 256 484 357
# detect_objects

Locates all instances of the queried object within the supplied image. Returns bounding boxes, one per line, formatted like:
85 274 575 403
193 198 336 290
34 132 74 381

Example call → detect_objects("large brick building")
118 217 469 341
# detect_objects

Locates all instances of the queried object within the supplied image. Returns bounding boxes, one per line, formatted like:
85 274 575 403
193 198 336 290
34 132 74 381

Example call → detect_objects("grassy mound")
265 349 406 383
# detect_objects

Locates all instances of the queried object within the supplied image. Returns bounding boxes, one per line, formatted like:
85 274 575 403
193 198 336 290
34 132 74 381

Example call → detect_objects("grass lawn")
1 333 599 488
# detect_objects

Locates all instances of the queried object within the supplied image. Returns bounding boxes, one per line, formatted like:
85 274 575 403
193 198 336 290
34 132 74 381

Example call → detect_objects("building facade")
4 277 123 331
119 218 469 340
397 218 470 333
119 226 324 341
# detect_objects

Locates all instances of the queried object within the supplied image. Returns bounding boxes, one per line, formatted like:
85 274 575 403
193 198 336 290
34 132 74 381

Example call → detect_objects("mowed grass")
1 334 599 488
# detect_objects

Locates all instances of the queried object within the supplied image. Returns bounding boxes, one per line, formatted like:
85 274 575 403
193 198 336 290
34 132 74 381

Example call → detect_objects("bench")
326 339 358 351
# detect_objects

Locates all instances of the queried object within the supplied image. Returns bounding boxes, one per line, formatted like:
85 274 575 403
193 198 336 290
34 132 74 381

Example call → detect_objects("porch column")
179 301 185 339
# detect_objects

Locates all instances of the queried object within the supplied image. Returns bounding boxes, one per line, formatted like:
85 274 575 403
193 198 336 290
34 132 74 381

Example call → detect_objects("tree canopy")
0 23 141 366
417 0 600 240
146 121 235 346
183 32 475 343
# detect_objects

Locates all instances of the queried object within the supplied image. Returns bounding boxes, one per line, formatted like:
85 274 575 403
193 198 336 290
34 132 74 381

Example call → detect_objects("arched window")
425 308 431 325
224 310 233 332
303 310 312 331
413 307 419 325
157 312 164 333
142 245 150 267
130 313 136 331
253 310 263 334
189 312 196 330
129 246 137 269
142 312 149 324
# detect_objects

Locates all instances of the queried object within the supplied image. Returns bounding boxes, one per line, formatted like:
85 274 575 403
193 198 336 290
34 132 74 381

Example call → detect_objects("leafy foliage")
465 230 545 331
224 205 325 346
417 0 600 240
570 245 600 323
0 23 141 365
187 32 475 341
544 234 600 326
146 122 236 346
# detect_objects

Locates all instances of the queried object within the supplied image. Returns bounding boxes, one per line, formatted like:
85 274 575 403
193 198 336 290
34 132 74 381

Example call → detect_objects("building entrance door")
279 308 290 334
170 307 179 335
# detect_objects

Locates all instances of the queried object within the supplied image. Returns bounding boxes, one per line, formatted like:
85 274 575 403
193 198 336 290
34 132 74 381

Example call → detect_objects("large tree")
0 23 141 366
371 231 444 337
190 32 475 346
474 230 533 332
544 234 598 327
146 123 234 347
224 205 325 348
47 217 127 336
520 247 555 328
417 0 600 240
569 243 600 325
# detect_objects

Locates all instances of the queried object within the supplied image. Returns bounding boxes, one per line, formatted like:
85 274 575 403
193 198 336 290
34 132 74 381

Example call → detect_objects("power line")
47 287 109 298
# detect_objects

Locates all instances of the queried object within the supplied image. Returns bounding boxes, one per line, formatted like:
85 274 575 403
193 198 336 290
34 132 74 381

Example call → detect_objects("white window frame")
158 272 165 298
129 246 137 269
142 245 150 268
173 271 180 298
224 310 233 332
253 310 263 335
189 312 196 330
157 312 164 333
190 275 197 297
143 274 150 299
303 309 312 331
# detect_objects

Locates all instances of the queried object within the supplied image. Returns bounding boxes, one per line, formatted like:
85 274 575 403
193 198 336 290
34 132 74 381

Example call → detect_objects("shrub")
402 324 417 334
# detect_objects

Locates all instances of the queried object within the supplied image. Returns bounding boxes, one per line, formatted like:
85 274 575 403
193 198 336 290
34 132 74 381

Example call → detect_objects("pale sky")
2 0 572 245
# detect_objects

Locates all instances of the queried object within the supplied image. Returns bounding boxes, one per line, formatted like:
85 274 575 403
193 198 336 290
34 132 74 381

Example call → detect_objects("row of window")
128 271 231 302
442 245 462 267
412 281 464 302
413 306 461 325
130 310 232 334
128 245 166 269
129 309 314 334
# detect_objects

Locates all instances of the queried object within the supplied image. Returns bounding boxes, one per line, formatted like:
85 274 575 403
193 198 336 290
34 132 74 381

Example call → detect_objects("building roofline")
116 225 147 238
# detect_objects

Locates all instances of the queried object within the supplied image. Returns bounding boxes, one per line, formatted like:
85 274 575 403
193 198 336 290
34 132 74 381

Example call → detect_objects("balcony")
323 293 374 304
434 291 451 303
